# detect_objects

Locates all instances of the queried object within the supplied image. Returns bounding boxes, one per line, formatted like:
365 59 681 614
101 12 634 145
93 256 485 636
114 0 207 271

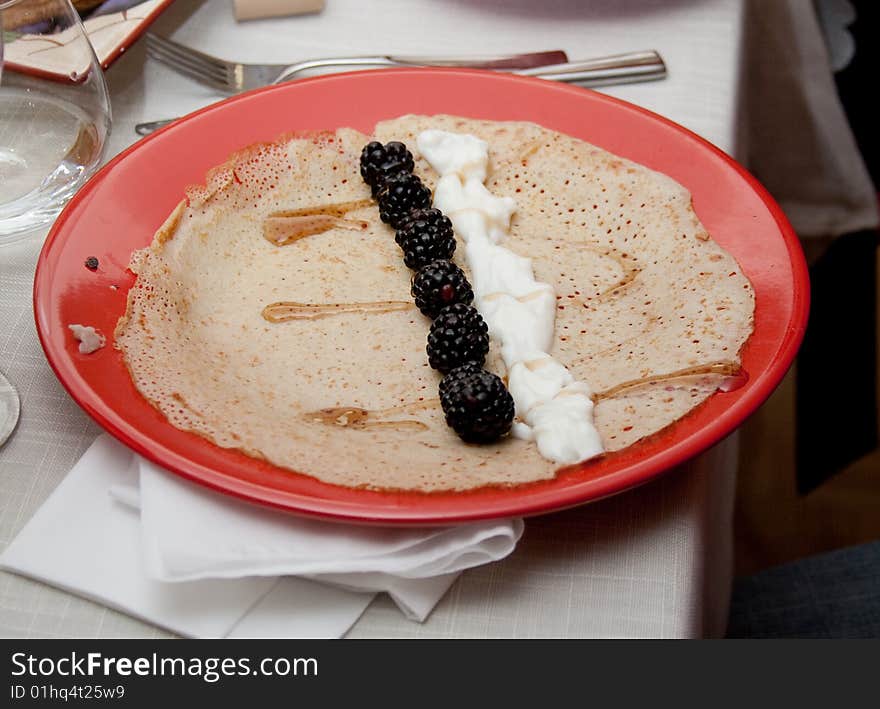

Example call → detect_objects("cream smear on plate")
417 129 604 465
68 324 105 354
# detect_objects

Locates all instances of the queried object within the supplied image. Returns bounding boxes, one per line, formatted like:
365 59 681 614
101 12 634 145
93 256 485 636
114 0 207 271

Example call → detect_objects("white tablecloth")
0 0 857 639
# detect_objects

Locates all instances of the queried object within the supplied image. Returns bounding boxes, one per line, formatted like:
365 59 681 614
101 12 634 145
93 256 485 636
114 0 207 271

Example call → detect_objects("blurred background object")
732 0 880 630
233 0 325 22
728 539 880 638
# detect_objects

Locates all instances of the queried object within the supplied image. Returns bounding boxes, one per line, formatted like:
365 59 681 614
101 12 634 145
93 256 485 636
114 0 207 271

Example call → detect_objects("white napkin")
0 435 522 637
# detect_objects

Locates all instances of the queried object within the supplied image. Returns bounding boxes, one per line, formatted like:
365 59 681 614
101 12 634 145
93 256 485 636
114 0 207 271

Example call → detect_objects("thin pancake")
115 116 754 491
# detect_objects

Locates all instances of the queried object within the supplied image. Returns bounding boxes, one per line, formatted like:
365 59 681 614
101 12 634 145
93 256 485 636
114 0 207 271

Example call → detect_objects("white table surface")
0 0 748 638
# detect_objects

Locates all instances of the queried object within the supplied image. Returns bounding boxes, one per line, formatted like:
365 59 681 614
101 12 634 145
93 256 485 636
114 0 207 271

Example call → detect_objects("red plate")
34 69 809 524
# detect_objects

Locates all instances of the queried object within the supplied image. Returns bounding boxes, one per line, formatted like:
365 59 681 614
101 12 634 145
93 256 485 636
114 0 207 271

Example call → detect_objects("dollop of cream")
68 324 106 354
417 129 604 465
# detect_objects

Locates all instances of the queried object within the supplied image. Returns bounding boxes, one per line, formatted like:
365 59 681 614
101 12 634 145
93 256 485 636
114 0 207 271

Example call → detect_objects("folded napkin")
0 435 522 638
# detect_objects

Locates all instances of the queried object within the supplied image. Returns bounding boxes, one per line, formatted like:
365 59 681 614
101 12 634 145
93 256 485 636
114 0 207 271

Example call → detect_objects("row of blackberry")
360 141 431 225
360 141 515 443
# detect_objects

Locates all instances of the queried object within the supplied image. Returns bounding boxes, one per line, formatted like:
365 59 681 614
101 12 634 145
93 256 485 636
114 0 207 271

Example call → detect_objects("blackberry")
359 141 415 196
411 260 473 318
426 303 489 373
439 365 515 443
396 209 456 270
377 173 432 228
438 361 484 399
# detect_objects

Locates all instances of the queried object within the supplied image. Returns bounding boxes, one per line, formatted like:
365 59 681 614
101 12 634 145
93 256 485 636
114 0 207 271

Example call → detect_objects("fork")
138 35 667 136
145 33 571 94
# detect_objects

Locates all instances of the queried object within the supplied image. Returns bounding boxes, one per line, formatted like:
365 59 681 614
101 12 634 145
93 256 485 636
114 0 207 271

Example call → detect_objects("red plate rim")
33 68 810 525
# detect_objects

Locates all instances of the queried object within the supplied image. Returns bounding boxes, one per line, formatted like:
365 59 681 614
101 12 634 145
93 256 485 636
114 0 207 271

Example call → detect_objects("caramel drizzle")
304 399 438 432
262 300 414 322
595 362 744 401
518 140 543 161
263 199 373 246
594 262 641 300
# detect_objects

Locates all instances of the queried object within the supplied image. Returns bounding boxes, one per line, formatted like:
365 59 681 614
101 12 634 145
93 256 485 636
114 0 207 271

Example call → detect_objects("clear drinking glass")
0 0 111 244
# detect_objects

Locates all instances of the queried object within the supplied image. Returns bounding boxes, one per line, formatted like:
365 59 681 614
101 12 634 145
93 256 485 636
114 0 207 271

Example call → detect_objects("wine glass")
0 0 111 244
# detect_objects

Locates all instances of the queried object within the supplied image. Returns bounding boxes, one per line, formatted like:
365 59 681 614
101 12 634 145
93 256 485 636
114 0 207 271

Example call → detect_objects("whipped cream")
417 129 604 465
68 324 105 354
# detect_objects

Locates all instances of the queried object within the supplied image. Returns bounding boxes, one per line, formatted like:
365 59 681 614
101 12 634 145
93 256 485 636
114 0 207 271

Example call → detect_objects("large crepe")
115 115 754 491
